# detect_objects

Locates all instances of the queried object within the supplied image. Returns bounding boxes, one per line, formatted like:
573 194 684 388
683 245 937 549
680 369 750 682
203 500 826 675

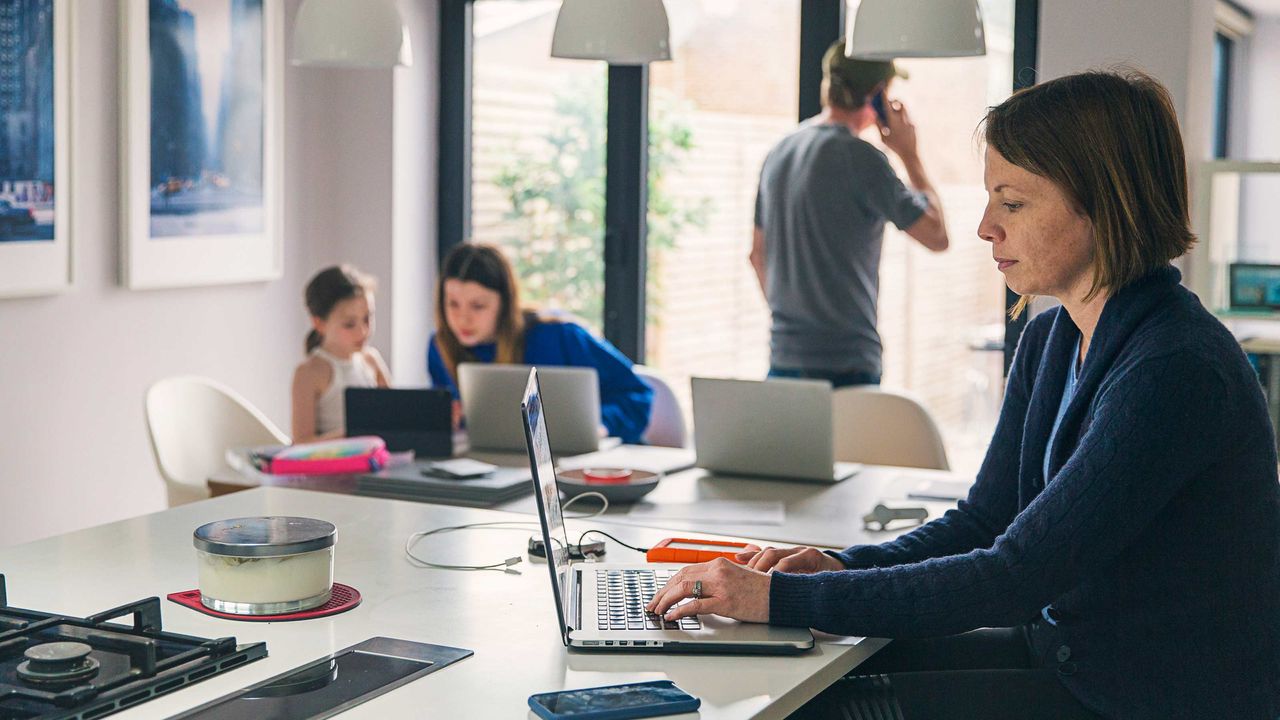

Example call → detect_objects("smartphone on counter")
528 680 700 720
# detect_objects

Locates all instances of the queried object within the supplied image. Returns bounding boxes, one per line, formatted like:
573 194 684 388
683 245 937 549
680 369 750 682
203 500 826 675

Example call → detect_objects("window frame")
604 64 649 361
1211 0 1255 161
1213 31 1233 160
437 0 472 267
1004 0 1040 375
439 0 1039 370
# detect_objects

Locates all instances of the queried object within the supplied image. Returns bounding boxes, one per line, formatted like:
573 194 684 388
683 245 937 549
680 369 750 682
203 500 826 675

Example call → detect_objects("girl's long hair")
434 244 527 383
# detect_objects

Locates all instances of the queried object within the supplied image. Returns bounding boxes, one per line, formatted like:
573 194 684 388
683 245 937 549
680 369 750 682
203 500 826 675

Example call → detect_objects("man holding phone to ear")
750 38 949 388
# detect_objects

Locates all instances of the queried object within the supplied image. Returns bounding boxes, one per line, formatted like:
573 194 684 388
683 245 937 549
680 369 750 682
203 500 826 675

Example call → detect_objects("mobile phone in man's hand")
871 90 889 125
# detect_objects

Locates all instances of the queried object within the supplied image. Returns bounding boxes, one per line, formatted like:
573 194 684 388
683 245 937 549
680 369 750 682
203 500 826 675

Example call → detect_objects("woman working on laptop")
427 243 653 444
649 70 1280 720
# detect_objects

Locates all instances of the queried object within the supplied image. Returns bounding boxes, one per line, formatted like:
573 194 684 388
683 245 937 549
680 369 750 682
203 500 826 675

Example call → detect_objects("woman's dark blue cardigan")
770 267 1280 719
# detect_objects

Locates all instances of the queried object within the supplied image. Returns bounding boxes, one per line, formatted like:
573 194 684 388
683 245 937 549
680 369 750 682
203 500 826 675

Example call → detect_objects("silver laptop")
460 363 602 455
521 368 814 654
692 377 861 483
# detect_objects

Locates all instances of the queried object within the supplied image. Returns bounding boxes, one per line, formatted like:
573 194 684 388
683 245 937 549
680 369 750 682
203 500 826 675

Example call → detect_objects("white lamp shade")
292 0 413 68
847 0 986 61
551 0 671 65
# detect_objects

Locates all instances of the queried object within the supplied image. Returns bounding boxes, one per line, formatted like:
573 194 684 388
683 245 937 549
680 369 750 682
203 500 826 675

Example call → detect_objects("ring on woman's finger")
692 580 703 599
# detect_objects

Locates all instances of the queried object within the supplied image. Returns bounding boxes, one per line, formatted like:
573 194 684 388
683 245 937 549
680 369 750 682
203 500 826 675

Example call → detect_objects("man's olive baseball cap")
822 37 907 108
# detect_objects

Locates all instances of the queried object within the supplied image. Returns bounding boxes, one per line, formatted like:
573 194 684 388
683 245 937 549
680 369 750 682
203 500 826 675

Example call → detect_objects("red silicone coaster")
166 582 362 621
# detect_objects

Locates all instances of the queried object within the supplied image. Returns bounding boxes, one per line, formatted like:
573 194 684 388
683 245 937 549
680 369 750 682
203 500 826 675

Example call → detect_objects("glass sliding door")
471 1 607 331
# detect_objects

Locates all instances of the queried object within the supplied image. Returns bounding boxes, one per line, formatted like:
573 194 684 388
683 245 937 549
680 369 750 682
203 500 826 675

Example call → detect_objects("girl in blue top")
427 243 653 444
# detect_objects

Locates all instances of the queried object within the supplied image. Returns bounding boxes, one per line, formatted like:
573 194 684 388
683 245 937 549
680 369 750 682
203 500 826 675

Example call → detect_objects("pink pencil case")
262 436 391 475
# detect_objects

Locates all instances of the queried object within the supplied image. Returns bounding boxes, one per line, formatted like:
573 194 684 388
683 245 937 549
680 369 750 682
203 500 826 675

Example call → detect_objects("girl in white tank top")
291 266 391 442
309 346 379 437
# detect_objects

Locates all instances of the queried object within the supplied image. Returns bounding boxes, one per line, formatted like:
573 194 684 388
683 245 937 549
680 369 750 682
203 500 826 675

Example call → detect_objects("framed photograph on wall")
0 0 71 298
120 0 282 290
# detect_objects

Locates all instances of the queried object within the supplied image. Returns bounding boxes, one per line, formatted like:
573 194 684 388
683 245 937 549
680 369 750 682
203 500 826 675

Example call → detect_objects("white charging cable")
402 491 611 573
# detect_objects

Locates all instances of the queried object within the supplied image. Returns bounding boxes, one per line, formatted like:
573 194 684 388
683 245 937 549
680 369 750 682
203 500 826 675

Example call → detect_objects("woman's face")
443 279 502 347
978 146 1096 302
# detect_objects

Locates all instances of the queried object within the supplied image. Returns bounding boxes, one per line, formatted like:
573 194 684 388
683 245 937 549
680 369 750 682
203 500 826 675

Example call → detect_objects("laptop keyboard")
595 568 702 632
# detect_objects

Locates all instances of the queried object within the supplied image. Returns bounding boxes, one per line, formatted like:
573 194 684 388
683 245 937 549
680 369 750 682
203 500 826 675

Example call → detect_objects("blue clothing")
1038 337 1080 631
1043 336 1080 483
428 320 653 444
770 267 1280 719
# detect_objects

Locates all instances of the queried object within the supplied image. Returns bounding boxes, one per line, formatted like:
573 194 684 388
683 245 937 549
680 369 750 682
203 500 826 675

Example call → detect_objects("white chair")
144 376 290 507
832 386 950 471
633 365 689 448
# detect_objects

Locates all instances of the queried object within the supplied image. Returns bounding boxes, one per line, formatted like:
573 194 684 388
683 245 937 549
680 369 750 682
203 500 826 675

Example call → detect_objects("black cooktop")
0 574 267 720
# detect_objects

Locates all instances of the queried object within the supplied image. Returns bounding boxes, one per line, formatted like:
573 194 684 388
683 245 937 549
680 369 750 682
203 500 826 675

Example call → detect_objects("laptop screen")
344 388 452 432
520 368 573 641
344 388 453 457
464 363 602 455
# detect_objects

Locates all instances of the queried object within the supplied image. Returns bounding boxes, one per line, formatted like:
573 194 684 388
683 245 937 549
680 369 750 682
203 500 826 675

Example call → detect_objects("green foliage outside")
493 80 709 333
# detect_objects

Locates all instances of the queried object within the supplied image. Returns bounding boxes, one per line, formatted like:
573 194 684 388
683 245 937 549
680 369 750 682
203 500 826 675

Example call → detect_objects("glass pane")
855 0 1013 471
1212 32 1231 159
645 0 1016 474
1238 173 1280 263
645 0 801 411
860 0 1015 473
472 1 607 332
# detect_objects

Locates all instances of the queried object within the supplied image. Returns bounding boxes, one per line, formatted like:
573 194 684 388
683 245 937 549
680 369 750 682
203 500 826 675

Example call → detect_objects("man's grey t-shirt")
755 122 928 375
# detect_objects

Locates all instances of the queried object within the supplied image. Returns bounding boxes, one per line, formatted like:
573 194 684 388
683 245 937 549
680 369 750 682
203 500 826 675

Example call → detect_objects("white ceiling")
1237 0 1280 19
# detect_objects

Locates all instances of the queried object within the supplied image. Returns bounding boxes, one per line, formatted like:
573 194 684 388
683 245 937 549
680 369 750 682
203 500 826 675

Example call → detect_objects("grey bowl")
557 468 661 504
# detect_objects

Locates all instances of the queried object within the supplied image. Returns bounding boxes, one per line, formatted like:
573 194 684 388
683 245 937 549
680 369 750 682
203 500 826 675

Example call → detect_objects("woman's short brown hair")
981 68 1195 314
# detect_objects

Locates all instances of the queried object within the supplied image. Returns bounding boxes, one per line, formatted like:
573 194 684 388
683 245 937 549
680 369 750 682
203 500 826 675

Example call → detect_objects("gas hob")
0 574 266 720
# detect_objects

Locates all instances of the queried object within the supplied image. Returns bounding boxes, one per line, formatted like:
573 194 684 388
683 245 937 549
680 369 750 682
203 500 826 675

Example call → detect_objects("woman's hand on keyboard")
738 545 845 574
645 557 771 623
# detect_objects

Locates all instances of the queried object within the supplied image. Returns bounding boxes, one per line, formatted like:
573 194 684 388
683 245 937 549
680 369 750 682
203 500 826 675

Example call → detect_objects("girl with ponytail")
291 265 391 442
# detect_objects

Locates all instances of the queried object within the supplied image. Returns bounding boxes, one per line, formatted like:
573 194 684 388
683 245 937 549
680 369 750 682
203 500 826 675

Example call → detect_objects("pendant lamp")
292 0 413 68
551 0 671 64
847 0 986 61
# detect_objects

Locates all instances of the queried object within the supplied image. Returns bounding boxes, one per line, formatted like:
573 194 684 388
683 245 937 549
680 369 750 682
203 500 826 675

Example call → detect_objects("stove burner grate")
0 574 267 720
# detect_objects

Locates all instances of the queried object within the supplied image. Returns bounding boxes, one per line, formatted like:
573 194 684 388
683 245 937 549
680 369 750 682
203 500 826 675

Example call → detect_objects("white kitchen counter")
0 487 885 719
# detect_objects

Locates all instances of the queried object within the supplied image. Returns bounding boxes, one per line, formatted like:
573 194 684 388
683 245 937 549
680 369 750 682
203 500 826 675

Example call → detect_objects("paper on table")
906 478 973 502
627 500 785 525
812 631 868 646
557 445 696 475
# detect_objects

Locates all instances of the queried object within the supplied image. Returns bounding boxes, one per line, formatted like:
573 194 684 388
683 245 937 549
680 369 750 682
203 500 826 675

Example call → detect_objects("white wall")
1038 0 1217 162
296 0 435 386
392 0 437 387
1241 19 1280 160
0 1 436 547
1237 18 1280 259
1037 0 1217 284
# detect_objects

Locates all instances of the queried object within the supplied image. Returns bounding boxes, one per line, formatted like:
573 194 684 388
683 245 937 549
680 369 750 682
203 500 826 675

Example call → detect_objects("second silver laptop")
691 376 861 483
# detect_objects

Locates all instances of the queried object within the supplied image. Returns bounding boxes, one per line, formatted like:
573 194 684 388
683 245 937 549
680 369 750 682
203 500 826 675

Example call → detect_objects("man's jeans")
767 366 880 388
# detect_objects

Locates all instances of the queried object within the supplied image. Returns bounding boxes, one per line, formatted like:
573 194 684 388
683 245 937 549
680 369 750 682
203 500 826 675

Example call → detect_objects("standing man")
751 39 949 387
